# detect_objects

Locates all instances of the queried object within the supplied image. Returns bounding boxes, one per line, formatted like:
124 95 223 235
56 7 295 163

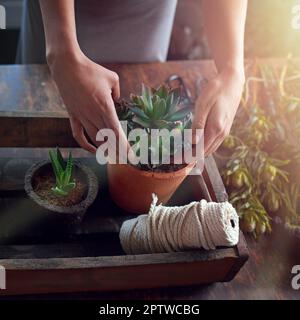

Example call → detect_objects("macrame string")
120 194 239 254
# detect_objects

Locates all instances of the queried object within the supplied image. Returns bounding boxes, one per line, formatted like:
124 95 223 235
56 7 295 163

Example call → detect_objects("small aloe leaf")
49 149 63 184
51 186 68 197
50 148 76 197
56 147 66 170
64 152 73 185
64 182 76 193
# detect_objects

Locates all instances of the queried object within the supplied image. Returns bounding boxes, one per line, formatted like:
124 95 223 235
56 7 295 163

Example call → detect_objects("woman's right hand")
48 51 125 154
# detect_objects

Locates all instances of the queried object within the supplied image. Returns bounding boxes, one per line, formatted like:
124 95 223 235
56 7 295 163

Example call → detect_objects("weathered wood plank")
0 62 217 112
1 257 235 295
203 155 228 203
0 248 235 270
0 235 123 260
0 116 76 148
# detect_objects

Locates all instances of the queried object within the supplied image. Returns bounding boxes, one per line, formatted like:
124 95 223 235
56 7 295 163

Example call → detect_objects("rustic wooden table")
0 61 299 300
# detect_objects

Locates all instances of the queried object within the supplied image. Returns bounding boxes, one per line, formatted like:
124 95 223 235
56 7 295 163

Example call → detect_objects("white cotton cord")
120 194 239 254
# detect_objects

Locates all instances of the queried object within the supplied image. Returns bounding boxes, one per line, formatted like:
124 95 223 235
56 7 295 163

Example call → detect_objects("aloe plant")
49 148 76 196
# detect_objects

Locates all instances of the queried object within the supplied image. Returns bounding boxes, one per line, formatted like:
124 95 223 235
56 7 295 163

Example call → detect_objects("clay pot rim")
108 161 196 179
24 160 98 214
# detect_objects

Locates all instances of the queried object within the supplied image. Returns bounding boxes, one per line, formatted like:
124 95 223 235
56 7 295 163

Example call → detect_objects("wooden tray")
0 64 248 295
0 153 248 296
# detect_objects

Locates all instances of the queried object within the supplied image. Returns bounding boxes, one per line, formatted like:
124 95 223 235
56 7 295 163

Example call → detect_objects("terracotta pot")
107 162 195 214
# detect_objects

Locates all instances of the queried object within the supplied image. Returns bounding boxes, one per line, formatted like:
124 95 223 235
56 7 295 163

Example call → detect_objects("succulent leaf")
49 148 76 197
165 93 173 113
64 182 76 193
64 152 73 185
165 107 193 122
142 84 153 113
132 116 152 128
156 85 169 100
49 149 64 185
56 147 66 170
51 186 68 197
153 99 166 120
129 106 149 121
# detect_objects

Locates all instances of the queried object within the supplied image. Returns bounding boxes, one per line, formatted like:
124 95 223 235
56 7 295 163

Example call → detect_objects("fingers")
102 95 130 149
192 83 218 144
94 94 129 164
207 136 225 156
69 117 97 154
205 133 224 156
81 119 100 146
203 109 230 156
111 72 120 101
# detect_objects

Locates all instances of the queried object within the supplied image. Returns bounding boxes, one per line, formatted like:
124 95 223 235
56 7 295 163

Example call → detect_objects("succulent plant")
129 84 192 130
49 148 76 196
117 84 193 170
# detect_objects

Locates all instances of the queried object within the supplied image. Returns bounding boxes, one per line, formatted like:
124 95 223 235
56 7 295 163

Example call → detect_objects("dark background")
1 0 300 64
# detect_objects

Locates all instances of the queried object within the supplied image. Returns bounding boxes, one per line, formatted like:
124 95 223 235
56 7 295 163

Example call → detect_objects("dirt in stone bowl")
32 164 88 207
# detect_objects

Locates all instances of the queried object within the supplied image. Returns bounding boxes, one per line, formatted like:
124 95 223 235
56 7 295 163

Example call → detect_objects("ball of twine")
120 194 239 254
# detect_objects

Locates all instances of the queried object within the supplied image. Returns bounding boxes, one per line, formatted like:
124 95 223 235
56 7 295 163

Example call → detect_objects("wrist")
220 62 245 85
46 43 85 71
219 57 245 77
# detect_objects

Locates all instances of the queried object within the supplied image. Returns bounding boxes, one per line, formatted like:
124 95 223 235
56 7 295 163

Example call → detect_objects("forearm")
202 0 247 75
39 0 82 65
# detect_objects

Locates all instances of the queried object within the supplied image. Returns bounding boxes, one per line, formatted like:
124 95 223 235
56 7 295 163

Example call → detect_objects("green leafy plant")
219 59 300 239
49 148 76 196
118 84 193 170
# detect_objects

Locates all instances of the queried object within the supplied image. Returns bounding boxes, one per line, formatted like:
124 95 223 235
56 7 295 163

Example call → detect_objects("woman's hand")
192 66 245 155
49 51 123 154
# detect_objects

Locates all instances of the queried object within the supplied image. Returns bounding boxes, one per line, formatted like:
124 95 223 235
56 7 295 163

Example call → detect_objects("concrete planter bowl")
24 160 99 230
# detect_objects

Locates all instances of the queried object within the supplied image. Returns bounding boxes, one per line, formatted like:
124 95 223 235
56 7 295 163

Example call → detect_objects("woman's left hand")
192 66 245 155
